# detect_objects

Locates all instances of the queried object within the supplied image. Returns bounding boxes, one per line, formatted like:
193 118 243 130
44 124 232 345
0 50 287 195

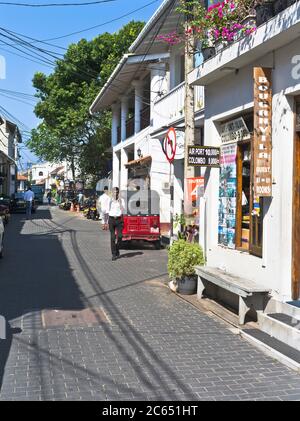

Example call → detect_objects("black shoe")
116 251 120 257
112 256 117 261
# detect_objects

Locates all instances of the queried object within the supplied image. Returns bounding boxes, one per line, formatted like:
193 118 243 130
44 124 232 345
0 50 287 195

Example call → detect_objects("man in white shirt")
24 187 35 220
108 187 125 261
98 186 110 231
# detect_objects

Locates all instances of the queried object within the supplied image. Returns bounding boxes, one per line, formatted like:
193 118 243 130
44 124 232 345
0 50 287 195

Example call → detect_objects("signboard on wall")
253 67 273 197
188 146 220 167
184 177 205 221
218 144 238 249
221 117 250 144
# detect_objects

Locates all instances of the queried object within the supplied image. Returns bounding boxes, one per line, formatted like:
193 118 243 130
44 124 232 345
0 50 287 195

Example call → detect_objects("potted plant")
254 0 274 26
168 239 205 295
273 0 287 14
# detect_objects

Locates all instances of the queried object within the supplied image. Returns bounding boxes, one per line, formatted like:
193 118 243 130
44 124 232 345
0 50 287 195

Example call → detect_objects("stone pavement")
0 206 300 401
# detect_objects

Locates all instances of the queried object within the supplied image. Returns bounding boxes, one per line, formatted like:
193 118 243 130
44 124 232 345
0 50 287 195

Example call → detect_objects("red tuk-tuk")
122 158 161 249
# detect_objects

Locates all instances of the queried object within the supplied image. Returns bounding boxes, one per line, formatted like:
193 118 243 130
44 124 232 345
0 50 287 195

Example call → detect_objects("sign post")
163 128 177 241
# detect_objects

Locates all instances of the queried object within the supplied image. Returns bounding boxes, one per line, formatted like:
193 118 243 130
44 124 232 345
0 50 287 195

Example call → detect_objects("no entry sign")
164 128 177 163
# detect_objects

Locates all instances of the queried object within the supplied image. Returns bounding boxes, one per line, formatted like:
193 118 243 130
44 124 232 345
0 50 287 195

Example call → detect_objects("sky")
0 0 163 168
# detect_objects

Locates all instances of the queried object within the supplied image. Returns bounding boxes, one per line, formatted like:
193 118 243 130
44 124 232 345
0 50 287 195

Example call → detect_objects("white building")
0 117 21 196
90 0 204 236
189 2 300 303
31 161 73 190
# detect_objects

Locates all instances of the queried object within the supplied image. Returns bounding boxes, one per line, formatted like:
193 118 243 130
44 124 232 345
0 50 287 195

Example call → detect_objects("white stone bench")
195 266 271 325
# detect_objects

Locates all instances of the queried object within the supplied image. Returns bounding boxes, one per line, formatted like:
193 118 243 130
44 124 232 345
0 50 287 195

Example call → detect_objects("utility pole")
184 0 195 218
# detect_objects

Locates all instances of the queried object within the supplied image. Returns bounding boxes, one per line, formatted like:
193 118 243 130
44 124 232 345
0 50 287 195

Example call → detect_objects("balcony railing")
152 82 204 130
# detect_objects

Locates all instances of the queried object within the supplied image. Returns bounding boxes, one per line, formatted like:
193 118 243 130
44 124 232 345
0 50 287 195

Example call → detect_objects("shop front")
194 35 300 302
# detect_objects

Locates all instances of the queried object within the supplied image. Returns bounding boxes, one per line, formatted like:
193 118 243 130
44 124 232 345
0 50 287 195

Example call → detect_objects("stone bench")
195 266 271 325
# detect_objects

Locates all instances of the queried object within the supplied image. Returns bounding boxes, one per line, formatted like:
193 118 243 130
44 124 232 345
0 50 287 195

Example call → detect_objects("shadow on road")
0 209 85 392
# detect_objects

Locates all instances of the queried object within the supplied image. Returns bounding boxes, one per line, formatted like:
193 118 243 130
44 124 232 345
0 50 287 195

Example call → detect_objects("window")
236 139 263 257
39 171 43 177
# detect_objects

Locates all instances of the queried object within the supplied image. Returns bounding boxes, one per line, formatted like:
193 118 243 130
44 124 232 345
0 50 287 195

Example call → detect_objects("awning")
125 156 152 168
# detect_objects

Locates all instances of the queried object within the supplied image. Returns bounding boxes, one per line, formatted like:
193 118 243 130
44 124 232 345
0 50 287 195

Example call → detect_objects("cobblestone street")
0 206 300 401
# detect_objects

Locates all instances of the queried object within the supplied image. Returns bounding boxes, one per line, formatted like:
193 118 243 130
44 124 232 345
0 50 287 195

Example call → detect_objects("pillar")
132 80 144 134
111 102 120 147
121 96 129 142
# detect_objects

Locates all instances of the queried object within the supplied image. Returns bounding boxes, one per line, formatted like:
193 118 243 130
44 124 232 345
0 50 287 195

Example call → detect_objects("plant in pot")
254 0 275 26
168 239 205 295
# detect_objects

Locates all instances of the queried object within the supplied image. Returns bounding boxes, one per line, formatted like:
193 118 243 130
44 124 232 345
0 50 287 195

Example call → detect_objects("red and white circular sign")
164 127 177 163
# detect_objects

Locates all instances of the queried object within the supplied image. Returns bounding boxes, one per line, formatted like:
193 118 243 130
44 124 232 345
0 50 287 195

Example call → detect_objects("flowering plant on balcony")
157 0 256 50
205 0 256 44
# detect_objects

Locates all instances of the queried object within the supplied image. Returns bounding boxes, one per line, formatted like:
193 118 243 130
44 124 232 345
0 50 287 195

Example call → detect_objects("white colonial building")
90 0 204 235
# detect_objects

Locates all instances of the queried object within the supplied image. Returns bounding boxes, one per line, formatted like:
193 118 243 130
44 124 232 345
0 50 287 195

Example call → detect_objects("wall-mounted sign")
253 67 273 197
163 127 177 163
188 146 220 167
221 117 250 144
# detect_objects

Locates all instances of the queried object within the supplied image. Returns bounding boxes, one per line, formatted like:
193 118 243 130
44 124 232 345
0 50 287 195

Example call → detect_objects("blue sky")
0 0 163 167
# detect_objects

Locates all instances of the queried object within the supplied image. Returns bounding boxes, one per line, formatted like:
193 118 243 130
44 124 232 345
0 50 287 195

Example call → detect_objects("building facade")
189 2 300 302
90 0 204 236
0 117 21 196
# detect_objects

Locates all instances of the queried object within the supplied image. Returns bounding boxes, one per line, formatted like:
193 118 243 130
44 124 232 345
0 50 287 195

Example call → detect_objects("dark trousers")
109 216 124 257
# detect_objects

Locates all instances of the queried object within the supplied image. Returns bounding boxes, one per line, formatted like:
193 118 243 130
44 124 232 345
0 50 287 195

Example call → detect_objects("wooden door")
292 100 300 300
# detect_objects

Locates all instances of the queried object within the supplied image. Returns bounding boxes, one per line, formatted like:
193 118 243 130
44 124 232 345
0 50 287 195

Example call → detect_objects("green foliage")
28 21 145 179
168 240 205 279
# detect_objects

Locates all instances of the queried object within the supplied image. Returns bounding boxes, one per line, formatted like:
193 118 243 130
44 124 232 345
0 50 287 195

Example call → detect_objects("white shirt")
99 193 111 214
108 198 125 218
24 190 35 202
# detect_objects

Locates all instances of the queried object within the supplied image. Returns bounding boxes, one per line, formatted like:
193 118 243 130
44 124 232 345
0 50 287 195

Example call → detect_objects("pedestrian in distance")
24 186 35 220
47 190 52 206
77 191 84 210
98 186 110 230
108 187 125 261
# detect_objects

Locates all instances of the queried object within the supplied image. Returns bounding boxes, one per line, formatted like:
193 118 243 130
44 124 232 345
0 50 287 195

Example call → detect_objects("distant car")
0 217 4 258
11 192 36 214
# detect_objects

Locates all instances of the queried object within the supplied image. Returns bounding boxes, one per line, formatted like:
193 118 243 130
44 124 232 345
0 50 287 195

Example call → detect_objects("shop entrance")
292 98 300 300
236 140 263 257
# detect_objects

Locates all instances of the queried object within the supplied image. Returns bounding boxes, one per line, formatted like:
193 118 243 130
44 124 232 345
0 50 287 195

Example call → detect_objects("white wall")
202 38 300 301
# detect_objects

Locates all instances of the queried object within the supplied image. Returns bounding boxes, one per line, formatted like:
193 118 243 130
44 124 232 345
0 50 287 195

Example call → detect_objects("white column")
120 148 128 192
113 151 120 188
121 96 129 142
132 80 144 134
111 103 120 147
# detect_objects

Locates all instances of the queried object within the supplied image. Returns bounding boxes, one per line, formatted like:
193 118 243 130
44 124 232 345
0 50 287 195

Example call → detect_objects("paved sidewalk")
0 206 300 401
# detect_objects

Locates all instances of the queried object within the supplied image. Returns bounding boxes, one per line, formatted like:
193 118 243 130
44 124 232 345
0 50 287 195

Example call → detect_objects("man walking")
98 186 110 230
108 187 125 261
24 186 35 220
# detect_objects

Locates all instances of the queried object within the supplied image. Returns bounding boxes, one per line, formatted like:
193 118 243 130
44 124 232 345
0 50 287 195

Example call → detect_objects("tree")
28 21 145 182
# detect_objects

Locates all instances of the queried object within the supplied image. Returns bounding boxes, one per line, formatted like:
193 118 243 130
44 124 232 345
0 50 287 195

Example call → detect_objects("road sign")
164 128 177 163
188 146 220 167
